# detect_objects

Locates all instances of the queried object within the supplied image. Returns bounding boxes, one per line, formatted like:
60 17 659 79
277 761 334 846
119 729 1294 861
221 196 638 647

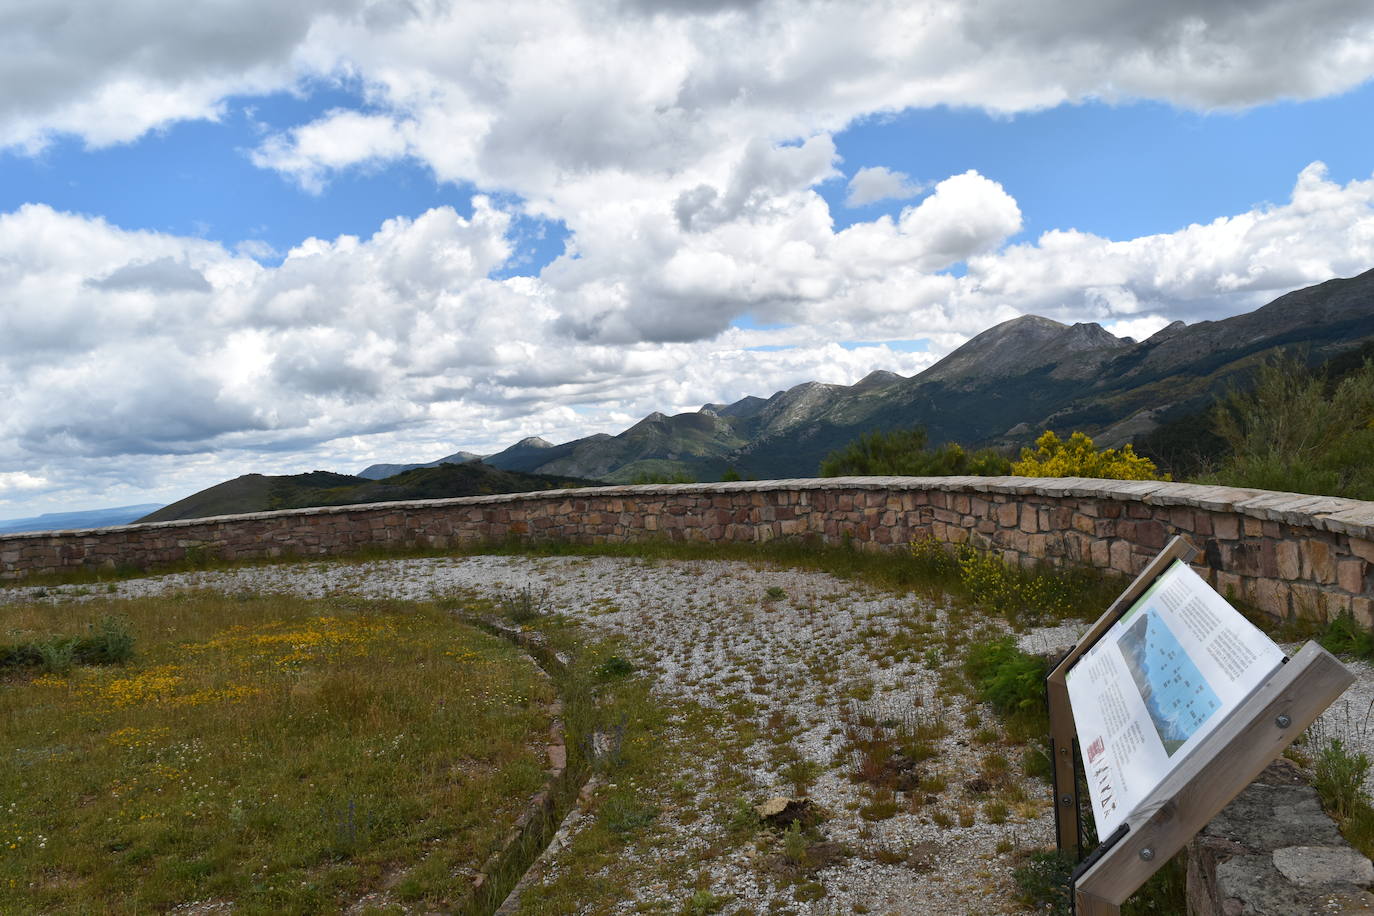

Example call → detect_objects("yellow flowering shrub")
1011 430 1167 481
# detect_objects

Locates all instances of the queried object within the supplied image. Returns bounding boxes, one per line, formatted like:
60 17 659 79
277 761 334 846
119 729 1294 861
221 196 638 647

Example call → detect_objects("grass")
0 592 556 913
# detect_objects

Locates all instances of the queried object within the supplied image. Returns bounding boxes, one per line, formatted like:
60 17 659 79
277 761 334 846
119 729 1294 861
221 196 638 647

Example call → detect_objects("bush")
820 427 1011 477
1012 430 1166 480
1206 355 1374 500
963 637 1048 738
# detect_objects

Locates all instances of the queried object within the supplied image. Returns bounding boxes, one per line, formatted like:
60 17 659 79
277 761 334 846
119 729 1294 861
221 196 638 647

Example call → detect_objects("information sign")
1065 559 1286 836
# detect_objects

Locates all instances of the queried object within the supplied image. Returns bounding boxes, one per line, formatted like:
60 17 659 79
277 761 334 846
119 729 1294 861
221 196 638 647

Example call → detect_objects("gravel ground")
5 555 1371 913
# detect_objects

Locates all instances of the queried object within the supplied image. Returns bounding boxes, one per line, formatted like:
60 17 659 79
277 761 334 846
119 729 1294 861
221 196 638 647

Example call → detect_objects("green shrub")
35 639 76 675
820 427 1011 477
1205 355 1374 500
1013 847 1186 915
1319 612 1374 659
78 615 135 664
963 637 1047 740
594 655 636 680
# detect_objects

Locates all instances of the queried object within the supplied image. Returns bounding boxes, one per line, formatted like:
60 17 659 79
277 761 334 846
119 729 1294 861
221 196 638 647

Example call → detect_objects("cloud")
250 109 409 194
845 166 926 207
7 1 1374 176
0 472 48 496
87 256 212 293
0 0 365 151
0 161 1370 515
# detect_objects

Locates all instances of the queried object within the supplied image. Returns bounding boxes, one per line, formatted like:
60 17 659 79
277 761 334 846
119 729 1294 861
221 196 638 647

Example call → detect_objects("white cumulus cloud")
845 166 926 207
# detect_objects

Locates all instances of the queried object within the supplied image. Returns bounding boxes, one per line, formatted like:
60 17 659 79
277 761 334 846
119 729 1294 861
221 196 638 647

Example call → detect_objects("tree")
1011 430 1165 480
820 427 1011 477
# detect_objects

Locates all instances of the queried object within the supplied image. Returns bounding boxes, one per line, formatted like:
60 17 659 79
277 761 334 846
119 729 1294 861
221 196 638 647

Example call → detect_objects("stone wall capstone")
3 476 1371 622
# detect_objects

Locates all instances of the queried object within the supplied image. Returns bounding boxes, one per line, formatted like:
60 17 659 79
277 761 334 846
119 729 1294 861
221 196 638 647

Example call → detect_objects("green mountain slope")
138 464 594 523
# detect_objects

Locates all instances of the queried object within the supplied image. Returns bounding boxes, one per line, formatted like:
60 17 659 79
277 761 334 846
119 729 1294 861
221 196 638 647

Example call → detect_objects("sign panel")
1066 559 1286 835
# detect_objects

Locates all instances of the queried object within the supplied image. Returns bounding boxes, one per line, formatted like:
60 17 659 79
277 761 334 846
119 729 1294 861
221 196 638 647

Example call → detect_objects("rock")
755 796 814 827
1272 846 1374 888
1189 760 1374 915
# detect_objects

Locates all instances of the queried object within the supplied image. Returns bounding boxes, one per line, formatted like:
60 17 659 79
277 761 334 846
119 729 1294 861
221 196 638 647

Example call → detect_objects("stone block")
1275 540 1300 580
1354 597 1374 629
1291 583 1328 621
1338 559 1367 595
1302 539 1337 584
1351 537 1374 563
1253 578 1290 619
1110 539 1132 573
1244 516 1264 537
1089 539 1110 569
1258 539 1279 578
996 502 1018 528
1213 514 1240 540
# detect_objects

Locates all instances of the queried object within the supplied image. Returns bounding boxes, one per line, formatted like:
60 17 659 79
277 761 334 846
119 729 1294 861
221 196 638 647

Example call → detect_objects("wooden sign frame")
1045 536 1354 914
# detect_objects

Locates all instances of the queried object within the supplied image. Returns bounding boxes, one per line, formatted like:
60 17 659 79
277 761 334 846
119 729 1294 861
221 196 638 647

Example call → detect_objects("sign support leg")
1047 669 1081 859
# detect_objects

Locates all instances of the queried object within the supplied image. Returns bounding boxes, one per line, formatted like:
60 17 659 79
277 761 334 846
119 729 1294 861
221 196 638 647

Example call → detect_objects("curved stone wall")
2 476 1371 623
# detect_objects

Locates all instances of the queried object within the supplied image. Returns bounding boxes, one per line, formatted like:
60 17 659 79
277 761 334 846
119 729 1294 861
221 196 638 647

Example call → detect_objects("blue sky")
1 0 1373 518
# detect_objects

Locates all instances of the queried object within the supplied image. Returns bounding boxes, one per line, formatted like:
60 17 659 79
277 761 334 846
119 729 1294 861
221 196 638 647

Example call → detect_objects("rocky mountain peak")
855 369 902 387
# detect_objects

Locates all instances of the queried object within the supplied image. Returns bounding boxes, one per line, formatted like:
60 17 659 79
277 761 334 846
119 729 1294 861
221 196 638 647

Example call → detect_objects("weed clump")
0 614 135 673
1313 736 1368 829
1319 612 1374 660
499 585 549 623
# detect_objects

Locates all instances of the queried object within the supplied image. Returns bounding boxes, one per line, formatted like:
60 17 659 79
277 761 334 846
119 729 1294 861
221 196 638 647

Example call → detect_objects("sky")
3 0 1374 518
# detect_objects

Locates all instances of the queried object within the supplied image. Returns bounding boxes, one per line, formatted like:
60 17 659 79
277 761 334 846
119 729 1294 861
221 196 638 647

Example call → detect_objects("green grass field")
1 592 554 914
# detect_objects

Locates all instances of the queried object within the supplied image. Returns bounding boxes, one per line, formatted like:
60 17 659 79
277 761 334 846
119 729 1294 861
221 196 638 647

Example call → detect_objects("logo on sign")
1086 736 1105 764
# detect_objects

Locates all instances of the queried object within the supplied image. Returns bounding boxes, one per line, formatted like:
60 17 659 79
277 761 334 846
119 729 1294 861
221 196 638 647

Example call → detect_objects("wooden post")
1072 640 1354 913
1046 536 1198 858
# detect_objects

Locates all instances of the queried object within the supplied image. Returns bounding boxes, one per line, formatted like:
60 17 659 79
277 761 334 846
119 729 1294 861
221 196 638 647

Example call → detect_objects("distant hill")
0 504 166 535
357 450 486 480
472 267 1374 481
138 464 594 524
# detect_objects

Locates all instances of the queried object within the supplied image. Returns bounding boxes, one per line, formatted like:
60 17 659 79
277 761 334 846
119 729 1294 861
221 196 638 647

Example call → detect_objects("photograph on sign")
1065 559 1286 835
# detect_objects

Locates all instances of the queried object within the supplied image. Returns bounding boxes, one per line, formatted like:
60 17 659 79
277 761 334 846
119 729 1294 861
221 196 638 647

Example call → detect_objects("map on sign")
1117 608 1221 756
1066 560 1285 836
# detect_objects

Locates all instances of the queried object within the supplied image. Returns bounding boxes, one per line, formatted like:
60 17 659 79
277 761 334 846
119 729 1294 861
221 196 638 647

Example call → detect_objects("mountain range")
143 267 1374 522
0 504 165 535
447 267 1374 482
